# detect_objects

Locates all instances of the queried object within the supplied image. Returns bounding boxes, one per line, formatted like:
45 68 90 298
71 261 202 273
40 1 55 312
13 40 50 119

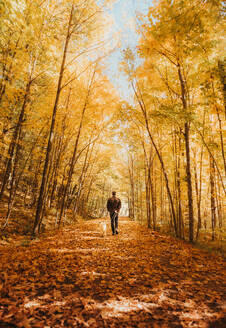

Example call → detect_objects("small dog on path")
100 222 107 237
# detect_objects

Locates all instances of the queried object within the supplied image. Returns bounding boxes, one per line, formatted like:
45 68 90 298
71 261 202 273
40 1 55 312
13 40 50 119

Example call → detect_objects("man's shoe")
116 230 118 234
112 232 115 235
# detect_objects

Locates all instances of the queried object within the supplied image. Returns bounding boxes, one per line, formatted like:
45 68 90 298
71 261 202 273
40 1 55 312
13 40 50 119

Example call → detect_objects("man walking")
107 191 121 235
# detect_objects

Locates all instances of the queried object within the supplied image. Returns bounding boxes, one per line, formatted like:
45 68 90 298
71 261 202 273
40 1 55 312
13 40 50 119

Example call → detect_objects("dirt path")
0 218 225 327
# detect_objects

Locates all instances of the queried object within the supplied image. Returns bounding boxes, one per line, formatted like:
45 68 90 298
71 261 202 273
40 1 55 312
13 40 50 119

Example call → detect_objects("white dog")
100 222 107 237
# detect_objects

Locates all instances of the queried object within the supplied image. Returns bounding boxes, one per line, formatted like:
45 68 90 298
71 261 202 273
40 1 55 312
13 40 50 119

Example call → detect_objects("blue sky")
105 0 151 102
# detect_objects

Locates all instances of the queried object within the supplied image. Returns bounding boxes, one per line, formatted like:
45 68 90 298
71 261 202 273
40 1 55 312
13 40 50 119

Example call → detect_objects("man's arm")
117 199 121 212
107 199 111 212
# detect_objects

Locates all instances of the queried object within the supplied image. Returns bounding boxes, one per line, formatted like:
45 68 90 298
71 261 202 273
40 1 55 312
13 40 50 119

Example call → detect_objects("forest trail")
0 218 225 328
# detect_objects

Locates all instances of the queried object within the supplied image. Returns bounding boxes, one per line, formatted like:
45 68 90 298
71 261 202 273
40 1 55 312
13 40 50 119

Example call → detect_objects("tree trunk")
195 147 203 241
128 155 135 220
142 142 152 228
58 68 96 226
218 60 226 118
73 142 91 218
33 5 74 234
177 133 184 239
210 155 216 241
0 81 31 200
1 127 43 229
132 82 178 236
150 163 156 230
177 64 194 242
215 173 223 229
184 122 194 242
215 105 226 175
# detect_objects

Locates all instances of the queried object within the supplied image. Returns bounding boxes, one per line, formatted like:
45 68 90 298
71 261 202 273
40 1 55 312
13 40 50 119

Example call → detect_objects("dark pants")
110 211 118 234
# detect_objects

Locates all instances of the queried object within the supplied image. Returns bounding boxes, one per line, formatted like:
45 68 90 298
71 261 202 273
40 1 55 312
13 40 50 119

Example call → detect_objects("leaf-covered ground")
0 218 225 328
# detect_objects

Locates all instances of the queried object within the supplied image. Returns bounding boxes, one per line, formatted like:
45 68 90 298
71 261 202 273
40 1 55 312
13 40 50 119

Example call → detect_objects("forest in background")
0 0 225 250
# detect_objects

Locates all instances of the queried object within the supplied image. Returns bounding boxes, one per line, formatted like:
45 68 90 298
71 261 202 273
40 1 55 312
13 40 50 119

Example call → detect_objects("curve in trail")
0 218 225 328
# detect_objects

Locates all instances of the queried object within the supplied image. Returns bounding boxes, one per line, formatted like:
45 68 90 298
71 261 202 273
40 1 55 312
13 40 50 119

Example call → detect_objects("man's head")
112 191 116 196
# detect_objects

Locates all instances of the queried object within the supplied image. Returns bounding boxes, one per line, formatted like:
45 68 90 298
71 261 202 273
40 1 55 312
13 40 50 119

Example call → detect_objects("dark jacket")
107 196 121 213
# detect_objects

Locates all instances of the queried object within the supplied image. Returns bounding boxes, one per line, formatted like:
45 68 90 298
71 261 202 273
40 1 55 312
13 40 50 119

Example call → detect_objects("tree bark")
210 154 216 241
218 60 226 118
0 81 31 200
177 64 194 242
33 5 74 234
132 81 178 236
57 70 95 227
184 122 194 242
